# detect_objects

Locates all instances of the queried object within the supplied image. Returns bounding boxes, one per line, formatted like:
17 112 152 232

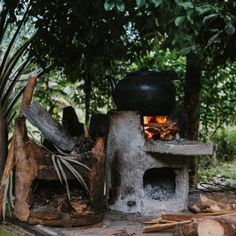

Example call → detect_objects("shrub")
212 127 236 161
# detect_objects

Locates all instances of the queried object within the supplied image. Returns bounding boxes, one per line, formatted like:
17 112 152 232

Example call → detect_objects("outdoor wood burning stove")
106 70 213 215
106 111 213 215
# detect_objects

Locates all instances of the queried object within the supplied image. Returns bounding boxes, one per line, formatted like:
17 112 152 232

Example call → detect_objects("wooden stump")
13 111 107 227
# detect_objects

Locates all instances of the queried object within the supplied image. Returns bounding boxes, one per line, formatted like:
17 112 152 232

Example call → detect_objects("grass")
198 158 236 187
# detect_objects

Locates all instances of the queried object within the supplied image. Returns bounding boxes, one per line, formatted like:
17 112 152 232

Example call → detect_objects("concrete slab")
144 140 213 156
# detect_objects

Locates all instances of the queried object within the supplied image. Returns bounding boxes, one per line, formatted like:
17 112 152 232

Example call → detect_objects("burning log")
144 119 179 141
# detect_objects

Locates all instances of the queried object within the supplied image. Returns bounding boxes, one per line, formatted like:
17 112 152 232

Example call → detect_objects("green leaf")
225 23 235 36
175 16 185 26
116 1 125 12
206 32 221 48
178 2 194 10
151 0 162 7
195 4 213 15
179 46 192 55
203 14 218 24
136 0 146 8
104 1 115 11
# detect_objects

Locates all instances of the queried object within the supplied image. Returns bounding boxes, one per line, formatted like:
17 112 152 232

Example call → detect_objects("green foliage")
0 3 35 127
200 62 236 137
129 42 186 106
212 128 236 162
198 159 236 185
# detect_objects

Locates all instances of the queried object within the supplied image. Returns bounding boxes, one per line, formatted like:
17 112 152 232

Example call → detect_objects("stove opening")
143 168 176 200
143 116 179 141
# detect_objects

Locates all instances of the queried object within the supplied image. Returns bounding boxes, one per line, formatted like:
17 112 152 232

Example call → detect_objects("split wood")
143 211 236 233
0 74 37 220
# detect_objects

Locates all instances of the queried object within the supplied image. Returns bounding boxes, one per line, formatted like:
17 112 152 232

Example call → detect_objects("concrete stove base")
106 111 213 215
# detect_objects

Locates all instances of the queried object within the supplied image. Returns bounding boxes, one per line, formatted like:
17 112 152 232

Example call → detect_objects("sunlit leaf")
136 0 146 8
116 1 125 12
203 14 218 24
175 16 185 27
178 2 194 10
104 1 115 11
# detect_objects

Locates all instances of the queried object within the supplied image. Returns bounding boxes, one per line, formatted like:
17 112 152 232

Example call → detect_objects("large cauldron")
108 70 177 116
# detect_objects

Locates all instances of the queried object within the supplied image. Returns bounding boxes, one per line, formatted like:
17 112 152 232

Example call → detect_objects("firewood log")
181 218 236 236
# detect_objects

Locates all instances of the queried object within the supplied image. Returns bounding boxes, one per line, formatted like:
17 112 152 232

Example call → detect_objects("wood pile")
143 193 236 235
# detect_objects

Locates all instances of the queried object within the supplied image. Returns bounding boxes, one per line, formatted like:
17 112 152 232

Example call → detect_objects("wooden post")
0 74 37 220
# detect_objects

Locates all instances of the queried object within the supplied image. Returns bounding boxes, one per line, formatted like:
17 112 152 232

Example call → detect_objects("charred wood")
23 101 76 152
62 106 84 137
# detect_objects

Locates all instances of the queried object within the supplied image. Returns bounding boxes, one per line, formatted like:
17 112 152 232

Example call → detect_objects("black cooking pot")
107 70 177 116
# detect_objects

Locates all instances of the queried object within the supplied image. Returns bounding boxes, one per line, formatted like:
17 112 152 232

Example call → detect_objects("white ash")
144 183 175 201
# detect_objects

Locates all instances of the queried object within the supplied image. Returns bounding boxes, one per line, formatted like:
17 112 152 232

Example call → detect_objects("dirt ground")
8 210 177 236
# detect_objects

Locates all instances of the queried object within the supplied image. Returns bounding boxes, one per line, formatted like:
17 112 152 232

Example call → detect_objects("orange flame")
156 116 167 124
144 116 167 124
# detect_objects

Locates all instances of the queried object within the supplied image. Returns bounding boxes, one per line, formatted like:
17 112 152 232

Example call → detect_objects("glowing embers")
143 116 179 141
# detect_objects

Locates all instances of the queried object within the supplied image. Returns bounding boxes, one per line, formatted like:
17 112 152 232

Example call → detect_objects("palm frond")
56 157 71 201
51 154 90 200
5 85 25 122
0 33 35 95
56 155 91 171
0 5 30 78
51 155 63 184
60 158 89 193
2 59 30 110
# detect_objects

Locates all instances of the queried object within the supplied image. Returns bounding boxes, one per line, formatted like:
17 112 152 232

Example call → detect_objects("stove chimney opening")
143 168 176 201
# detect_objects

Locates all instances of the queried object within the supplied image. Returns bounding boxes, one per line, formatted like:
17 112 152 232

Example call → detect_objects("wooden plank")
23 101 76 152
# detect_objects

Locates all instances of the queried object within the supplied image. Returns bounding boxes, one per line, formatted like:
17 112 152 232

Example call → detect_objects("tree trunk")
184 53 202 186
0 113 8 179
184 53 202 140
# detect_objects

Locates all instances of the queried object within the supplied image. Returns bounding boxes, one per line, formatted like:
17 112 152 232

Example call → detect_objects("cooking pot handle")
106 76 116 97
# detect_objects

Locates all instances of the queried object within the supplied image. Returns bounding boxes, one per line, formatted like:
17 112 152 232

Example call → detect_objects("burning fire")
143 116 178 141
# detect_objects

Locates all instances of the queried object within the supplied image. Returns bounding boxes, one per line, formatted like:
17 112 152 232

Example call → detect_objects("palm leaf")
51 155 63 184
2 59 30 110
5 85 25 122
56 157 71 200
57 155 91 171
0 8 8 44
0 5 30 77
60 158 89 193
0 33 35 95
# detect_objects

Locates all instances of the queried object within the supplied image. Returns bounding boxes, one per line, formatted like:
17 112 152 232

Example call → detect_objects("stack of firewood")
144 194 236 235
